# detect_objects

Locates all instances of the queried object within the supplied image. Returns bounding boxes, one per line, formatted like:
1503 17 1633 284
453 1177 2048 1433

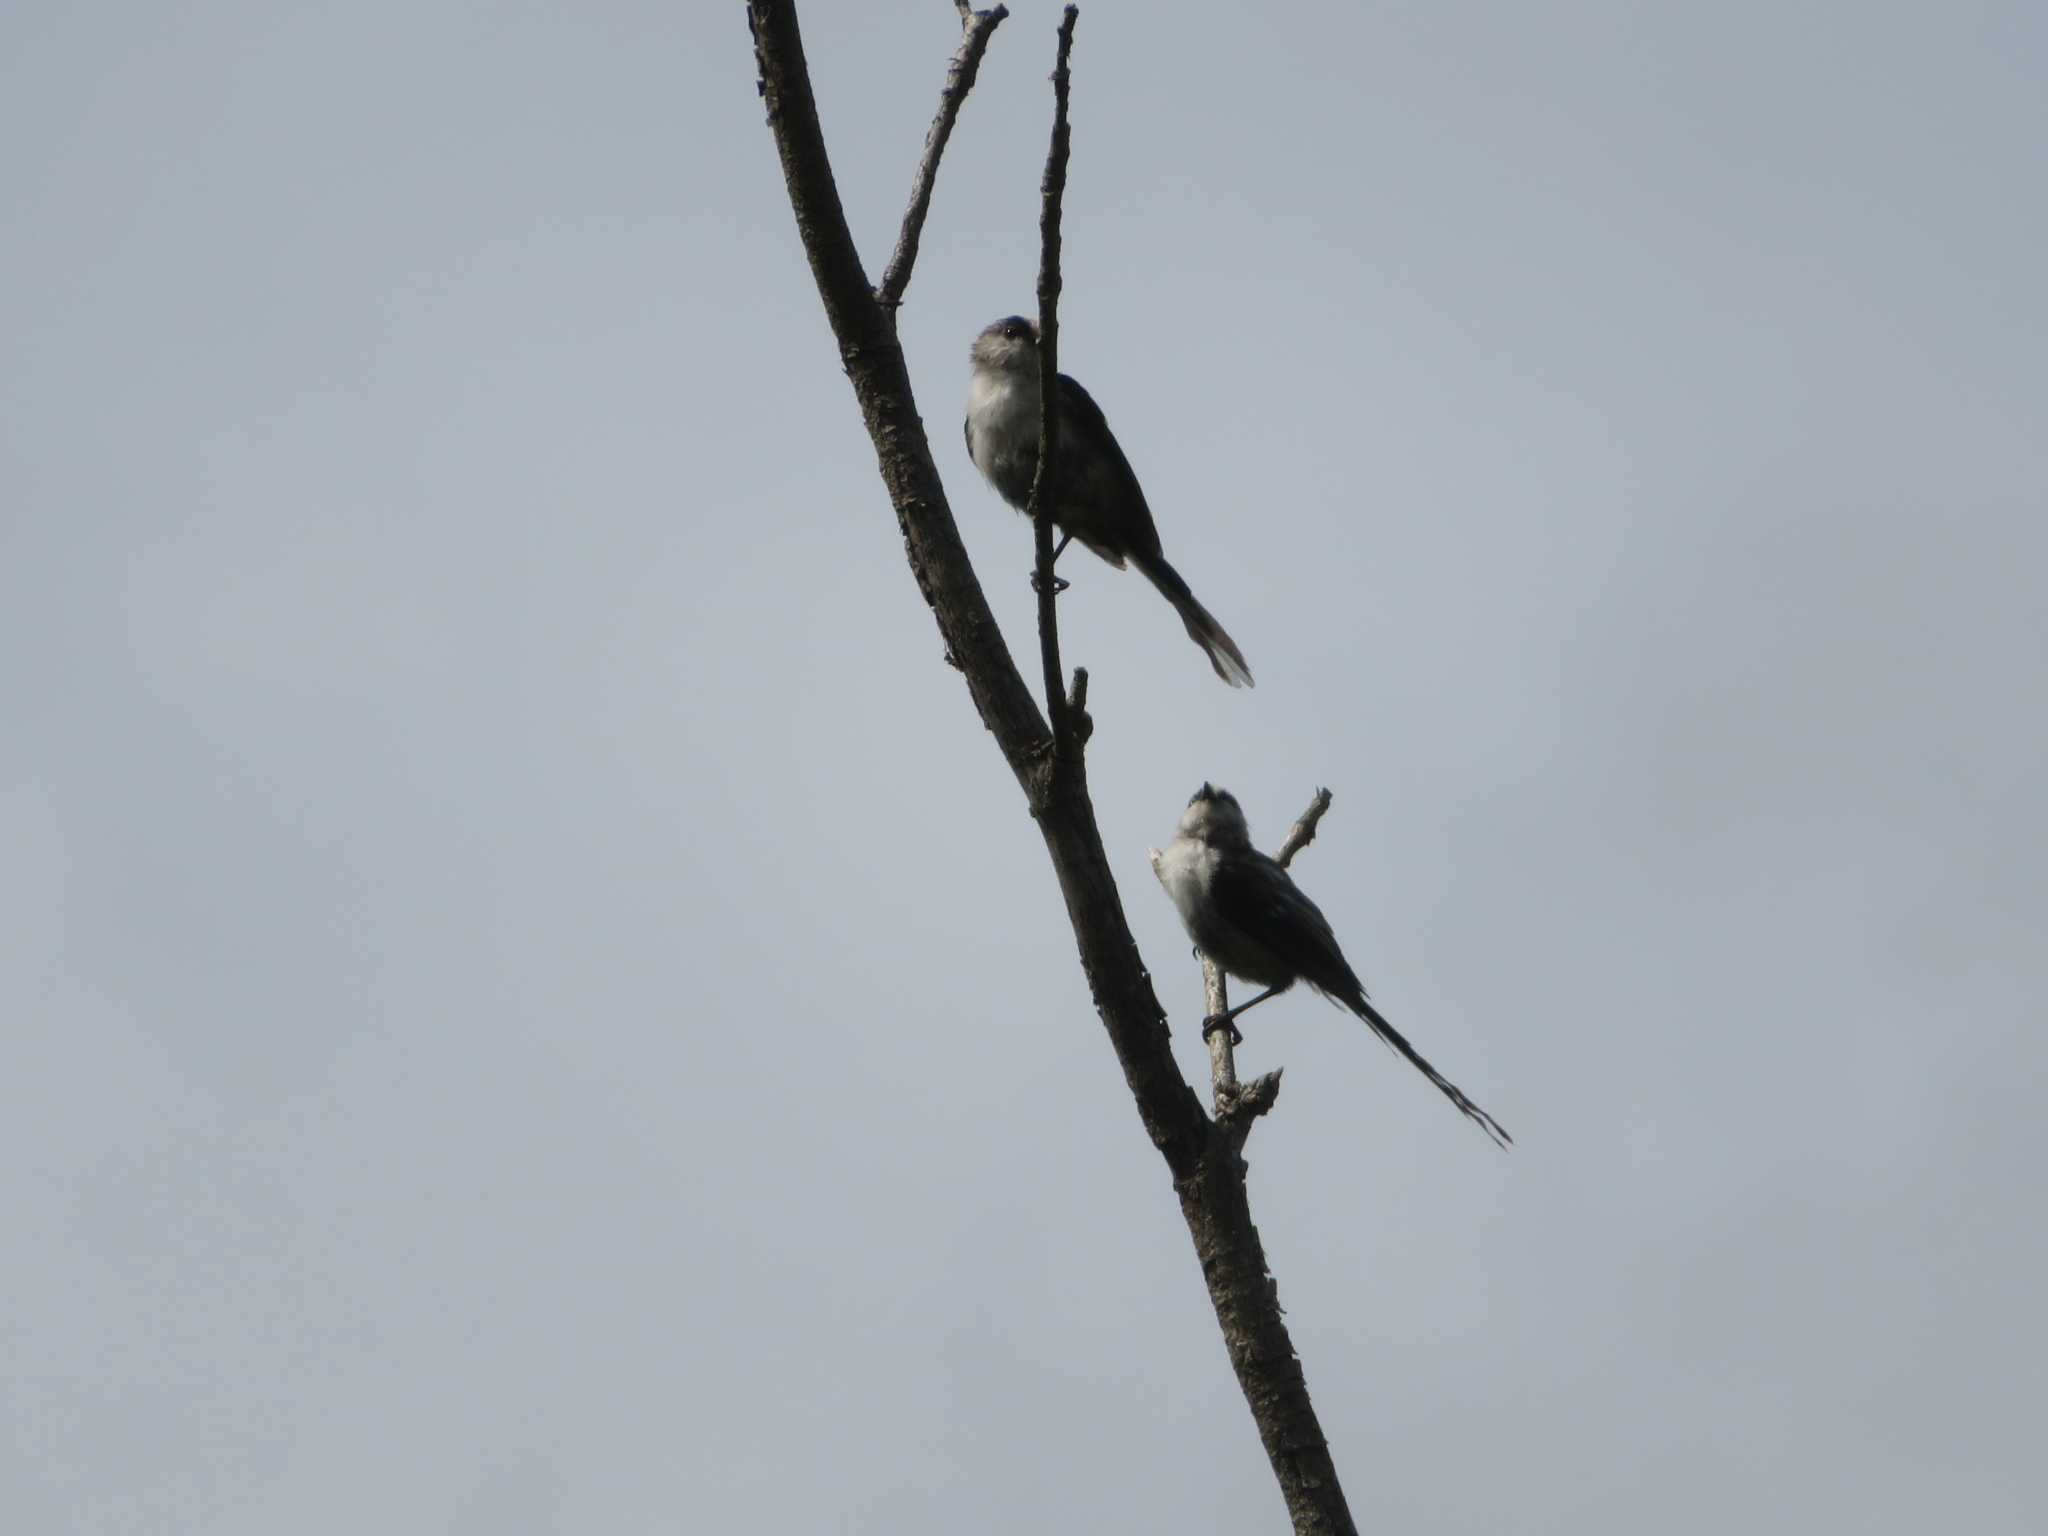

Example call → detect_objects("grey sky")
4 2 2044 1531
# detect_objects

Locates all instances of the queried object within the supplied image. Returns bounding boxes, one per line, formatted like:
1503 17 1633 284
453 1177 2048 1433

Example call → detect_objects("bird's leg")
1200 984 1285 1047
1029 533 1073 594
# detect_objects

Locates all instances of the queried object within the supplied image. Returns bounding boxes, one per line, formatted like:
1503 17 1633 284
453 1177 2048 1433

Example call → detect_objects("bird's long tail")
1131 552 1254 688
1343 987 1512 1148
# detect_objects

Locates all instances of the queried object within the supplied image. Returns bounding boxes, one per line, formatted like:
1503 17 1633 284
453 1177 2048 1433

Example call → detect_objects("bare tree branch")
744 0 1050 780
1198 937 1282 1143
1203 955 1240 1097
745 6 1358 1529
1027 8 1079 753
1275 787 1335 870
1201 953 1285 1135
876 6 1010 310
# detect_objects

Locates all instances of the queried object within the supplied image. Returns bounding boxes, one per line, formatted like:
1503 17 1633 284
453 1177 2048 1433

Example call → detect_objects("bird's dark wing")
1208 853 1358 994
1054 372 1164 559
1054 371 1114 438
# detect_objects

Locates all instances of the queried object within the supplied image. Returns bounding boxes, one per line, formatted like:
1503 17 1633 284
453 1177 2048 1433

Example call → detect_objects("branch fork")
747 6 1357 1527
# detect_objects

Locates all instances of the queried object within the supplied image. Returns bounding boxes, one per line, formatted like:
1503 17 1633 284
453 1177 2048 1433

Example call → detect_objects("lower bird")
1152 784 1510 1146
963 316 1253 687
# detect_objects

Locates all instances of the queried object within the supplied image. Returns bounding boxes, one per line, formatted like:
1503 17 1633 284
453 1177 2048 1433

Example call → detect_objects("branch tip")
1274 787 1335 870
876 4 1009 309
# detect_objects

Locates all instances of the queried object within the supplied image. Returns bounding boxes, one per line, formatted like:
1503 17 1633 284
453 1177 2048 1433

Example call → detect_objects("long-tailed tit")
1152 784 1510 1146
964 317 1254 687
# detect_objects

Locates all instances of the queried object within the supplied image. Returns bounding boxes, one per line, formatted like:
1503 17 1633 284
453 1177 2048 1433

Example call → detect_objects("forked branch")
745 6 1357 1529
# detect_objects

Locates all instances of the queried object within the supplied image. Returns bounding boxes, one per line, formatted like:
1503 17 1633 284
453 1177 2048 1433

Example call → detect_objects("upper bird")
964 317 1254 687
1153 784 1511 1147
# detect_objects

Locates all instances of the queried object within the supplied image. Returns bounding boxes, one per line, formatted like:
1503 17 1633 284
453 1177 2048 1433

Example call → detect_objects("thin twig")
1028 7 1080 756
876 6 1010 309
1203 956 1237 1098
1203 954 1282 1150
1275 787 1334 870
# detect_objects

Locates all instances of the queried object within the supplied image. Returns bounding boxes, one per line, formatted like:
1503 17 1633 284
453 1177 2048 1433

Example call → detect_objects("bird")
1152 784 1510 1146
963 316 1254 687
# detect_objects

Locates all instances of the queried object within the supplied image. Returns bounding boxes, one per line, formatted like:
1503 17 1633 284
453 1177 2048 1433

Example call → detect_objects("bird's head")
1178 783 1252 848
969 315 1041 377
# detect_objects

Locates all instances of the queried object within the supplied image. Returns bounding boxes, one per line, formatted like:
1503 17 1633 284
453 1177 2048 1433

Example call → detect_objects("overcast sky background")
5 2 2045 1531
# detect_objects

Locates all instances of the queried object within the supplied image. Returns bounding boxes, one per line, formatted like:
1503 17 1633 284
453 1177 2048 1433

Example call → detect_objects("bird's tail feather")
1344 988 1512 1148
1132 553 1254 688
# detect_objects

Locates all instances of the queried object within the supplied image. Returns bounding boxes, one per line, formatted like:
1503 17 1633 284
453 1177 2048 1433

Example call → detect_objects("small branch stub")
1219 1067 1284 1142
1066 667 1093 745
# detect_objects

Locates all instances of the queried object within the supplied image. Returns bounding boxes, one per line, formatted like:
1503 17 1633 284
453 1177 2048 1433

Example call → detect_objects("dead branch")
876 6 1009 309
745 6 1356 1528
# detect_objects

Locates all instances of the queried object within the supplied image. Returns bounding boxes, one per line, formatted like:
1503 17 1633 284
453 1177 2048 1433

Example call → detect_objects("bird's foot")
1029 569 1071 595
1200 1014 1243 1047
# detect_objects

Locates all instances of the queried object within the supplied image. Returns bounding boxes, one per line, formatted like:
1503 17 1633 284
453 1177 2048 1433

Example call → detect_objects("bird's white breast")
965 369 1041 474
1151 836 1216 930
